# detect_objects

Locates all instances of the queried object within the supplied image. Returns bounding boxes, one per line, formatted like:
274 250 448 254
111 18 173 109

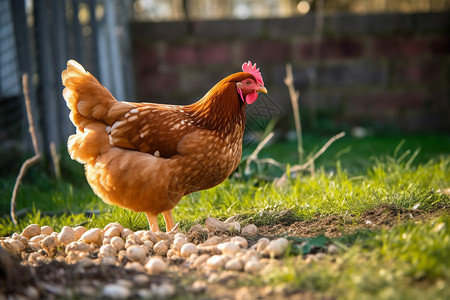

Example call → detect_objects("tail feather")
62 59 117 131
68 122 111 163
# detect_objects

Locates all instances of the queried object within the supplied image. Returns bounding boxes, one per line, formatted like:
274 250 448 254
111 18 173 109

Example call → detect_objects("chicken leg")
145 212 159 232
162 210 175 232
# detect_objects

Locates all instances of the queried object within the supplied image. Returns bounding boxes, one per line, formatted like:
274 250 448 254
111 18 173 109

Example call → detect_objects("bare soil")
258 204 449 238
1 204 448 300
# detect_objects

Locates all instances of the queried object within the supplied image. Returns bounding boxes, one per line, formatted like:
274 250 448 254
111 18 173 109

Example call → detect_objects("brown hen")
62 60 267 232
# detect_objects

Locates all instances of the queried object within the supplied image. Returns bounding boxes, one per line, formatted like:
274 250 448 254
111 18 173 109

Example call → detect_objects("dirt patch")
1 204 448 299
258 204 449 238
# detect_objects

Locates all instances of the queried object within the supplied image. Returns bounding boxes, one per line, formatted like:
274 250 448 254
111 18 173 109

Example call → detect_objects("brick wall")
130 12 450 133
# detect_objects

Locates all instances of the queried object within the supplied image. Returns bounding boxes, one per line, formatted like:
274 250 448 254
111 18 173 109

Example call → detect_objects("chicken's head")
237 61 267 104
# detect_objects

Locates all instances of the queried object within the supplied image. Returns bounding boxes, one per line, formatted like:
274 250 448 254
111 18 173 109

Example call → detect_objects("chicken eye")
246 81 251 85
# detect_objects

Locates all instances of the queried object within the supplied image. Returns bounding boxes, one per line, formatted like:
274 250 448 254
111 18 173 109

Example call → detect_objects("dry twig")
50 142 61 179
276 131 346 185
10 74 41 225
284 63 303 164
244 132 275 175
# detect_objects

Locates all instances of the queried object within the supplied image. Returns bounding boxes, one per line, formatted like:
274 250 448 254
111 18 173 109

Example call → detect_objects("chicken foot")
145 212 160 232
162 210 175 232
145 210 175 232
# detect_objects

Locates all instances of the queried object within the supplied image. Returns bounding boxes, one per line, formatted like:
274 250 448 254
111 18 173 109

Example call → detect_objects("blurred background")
1 0 449 175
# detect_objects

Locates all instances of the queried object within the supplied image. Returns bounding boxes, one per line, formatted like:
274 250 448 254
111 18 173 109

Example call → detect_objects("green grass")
261 215 450 300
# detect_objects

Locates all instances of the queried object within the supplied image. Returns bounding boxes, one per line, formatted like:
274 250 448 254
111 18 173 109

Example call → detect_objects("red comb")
242 61 264 86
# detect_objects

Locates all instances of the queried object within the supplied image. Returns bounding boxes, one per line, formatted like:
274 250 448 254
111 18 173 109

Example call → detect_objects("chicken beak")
258 85 268 94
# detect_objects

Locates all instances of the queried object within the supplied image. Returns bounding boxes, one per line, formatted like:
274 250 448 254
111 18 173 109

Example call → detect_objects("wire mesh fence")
0 0 134 176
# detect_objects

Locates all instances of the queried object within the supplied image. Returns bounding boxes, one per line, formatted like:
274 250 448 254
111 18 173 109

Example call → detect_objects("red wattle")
246 92 258 104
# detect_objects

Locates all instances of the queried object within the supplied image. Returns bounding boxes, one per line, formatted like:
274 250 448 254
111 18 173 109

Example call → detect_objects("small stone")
244 260 263 273
133 274 150 285
231 236 248 249
100 244 116 257
78 251 89 259
58 226 76 246
218 242 240 256
203 236 222 246
190 280 207 293
327 244 339 254
166 249 175 258
28 251 45 264
192 254 210 268
205 217 229 232
263 238 289 257
25 286 39 299
125 261 146 272
145 257 166 274
241 224 258 236
102 284 130 299
217 271 238 284
40 226 53 236
66 251 79 264
255 237 270 252
126 234 143 245
188 253 199 263
180 243 198 258
103 236 112 245
172 237 187 253
104 222 124 232
30 234 46 243
197 244 221 255
22 224 41 239
153 241 168 256
224 257 243 271
207 273 219 283
11 238 26 251
151 283 175 298
206 255 225 269
41 236 58 257
78 257 94 267
134 230 145 239
143 241 154 251
77 242 90 252
73 226 87 240
102 256 117 266
125 239 137 249
305 254 318 263
110 236 125 251
66 241 81 252
155 231 169 241
79 228 102 244
126 245 147 262
104 226 121 238
121 228 133 239
174 233 186 239
77 285 97 298
27 241 41 252
187 224 203 235
141 231 158 243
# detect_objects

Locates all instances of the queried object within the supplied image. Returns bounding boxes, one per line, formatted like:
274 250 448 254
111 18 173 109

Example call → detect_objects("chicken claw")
162 210 176 232
145 212 159 232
